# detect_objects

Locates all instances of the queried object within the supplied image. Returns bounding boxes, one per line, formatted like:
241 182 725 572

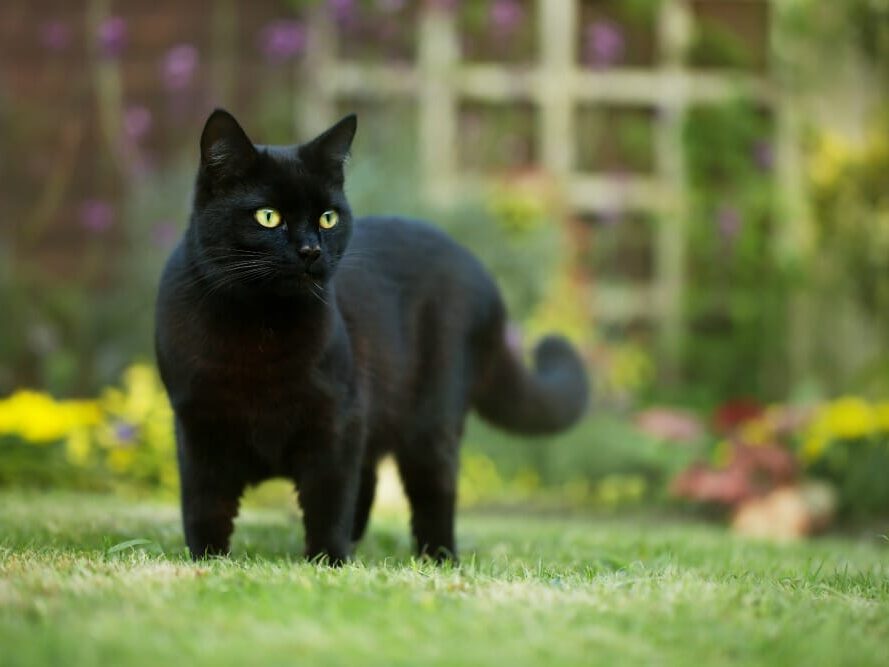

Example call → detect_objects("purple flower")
717 204 743 239
113 421 138 445
753 140 774 172
123 105 153 141
328 0 356 24
79 199 115 233
489 0 525 35
258 20 307 64
39 20 72 52
584 20 625 68
97 16 128 59
152 221 179 248
161 44 199 92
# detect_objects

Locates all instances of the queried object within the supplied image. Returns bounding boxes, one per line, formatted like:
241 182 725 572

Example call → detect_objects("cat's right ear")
200 109 257 179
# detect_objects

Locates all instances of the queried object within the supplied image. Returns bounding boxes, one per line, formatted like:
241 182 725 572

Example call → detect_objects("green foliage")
801 396 889 516
809 119 889 329
688 21 756 70
463 413 697 506
0 364 177 495
681 100 788 401
342 105 562 321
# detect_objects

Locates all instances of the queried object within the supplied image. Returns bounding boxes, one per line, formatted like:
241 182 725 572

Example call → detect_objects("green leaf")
107 538 161 555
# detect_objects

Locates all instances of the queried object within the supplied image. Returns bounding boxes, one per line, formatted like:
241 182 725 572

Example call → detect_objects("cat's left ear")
200 109 257 180
299 114 357 179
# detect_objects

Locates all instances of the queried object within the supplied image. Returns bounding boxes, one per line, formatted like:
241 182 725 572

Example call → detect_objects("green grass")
1 491 888 667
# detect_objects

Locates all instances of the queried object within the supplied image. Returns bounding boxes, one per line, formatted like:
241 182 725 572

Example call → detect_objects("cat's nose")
298 245 321 265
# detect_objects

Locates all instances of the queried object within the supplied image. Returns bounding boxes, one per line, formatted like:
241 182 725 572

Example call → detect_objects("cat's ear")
200 109 257 179
299 114 357 178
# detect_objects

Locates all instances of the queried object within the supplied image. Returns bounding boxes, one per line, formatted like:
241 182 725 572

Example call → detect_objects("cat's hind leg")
295 418 365 566
395 429 460 562
351 462 378 543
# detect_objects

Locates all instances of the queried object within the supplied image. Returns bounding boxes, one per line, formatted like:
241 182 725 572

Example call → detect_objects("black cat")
155 109 589 563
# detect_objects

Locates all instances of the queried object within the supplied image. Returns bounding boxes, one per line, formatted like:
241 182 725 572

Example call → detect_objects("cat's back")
334 216 504 381
340 216 495 298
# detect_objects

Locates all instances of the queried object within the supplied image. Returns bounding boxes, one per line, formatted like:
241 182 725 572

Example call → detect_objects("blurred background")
1 0 887 537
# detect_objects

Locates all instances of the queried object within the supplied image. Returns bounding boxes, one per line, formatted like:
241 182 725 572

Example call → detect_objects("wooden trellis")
296 0 790 367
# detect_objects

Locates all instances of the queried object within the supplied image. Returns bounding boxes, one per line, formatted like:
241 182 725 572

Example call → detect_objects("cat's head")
188 109 357 298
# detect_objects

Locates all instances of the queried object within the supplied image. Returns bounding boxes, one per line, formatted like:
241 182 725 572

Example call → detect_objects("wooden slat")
327 63 420 97
418 4 459 205
567 175 664 213
538 0 575 176
653 0 694 374
595 284 660 322
298 7 337 138
294 0 780 341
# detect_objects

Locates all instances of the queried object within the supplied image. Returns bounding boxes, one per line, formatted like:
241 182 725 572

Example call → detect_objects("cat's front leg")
176 419 247 559
295 428 363 566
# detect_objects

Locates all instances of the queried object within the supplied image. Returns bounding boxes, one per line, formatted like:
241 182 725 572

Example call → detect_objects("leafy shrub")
0 363 177 495
801 397 889 516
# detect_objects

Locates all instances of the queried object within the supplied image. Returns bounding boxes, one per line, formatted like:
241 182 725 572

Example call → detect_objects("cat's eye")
319 210 339 230
254 208 282 228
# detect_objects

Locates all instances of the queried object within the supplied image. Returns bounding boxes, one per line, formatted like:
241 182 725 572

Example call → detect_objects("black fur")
155 109 589 563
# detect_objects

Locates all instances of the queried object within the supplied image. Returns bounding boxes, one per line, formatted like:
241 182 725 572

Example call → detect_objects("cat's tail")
472 332 590 436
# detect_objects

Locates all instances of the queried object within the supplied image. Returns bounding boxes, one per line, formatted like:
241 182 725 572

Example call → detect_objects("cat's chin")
270 272 330 299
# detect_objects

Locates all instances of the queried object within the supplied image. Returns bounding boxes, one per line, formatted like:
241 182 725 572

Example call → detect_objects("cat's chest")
171 317 331 418
179 335 338 466
193 333 318 406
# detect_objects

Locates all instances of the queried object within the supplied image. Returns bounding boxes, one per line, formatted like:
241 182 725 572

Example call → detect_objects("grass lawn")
1 490 887 666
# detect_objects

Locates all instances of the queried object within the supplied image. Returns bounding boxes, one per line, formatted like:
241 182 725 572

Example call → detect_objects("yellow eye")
319 210 339 229
254 208 282 228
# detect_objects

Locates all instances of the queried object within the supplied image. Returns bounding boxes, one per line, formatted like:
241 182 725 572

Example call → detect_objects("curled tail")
473 333 590 435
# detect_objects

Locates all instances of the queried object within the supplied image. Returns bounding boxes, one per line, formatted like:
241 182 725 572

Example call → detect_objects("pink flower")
123 106 153 142
753 140 774 171
489 0 524 36
635 408 705 443
79 199 114 233
258 20 307 64
39 20 72 52
97 16 128 59
584 20 625 68
152 221 179 248
716 204 742 239
162 44 199 92
328 0 356 24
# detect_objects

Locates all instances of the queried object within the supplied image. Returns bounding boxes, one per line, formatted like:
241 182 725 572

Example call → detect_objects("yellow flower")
65 428 93 465
107 447 136 473
596 474 646 505
525 269 592 349
801 396 882 464
874 402 889 433
739 417 772 446
101 363 161 422
822 397 876 440
801 431 829 464
712 439 733 467
486 187 545 235
459 453 505 505
0 390 101 444
809 133 852 189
